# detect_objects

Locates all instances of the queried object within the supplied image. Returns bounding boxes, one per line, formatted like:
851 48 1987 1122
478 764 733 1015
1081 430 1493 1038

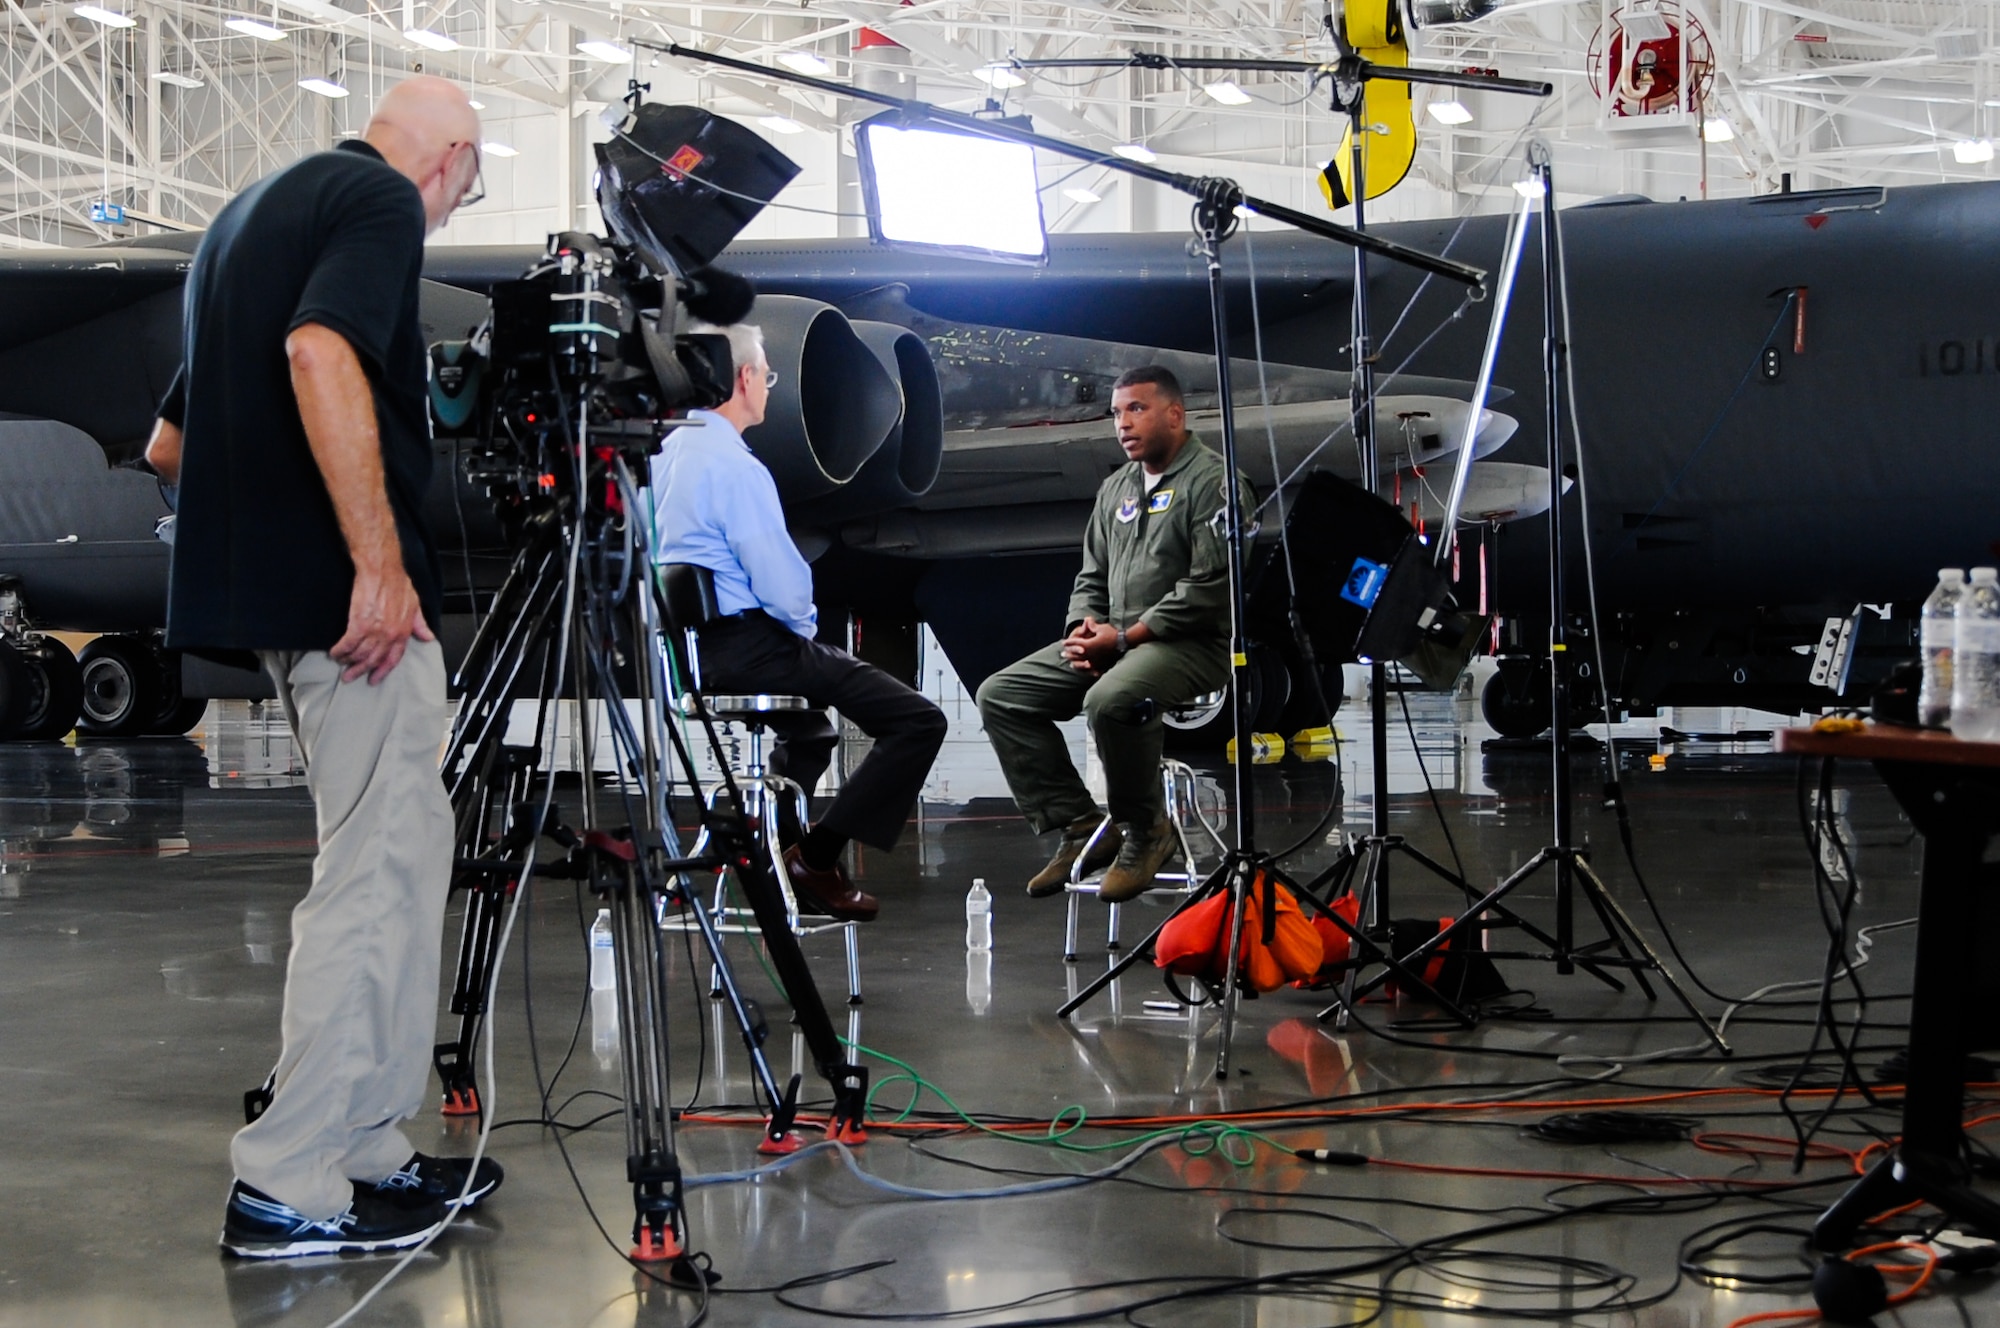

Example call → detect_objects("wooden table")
1775 724 2000 1246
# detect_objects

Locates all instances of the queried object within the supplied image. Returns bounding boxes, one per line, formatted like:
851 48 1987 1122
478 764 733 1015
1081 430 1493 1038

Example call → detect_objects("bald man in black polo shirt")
146 77 499 1259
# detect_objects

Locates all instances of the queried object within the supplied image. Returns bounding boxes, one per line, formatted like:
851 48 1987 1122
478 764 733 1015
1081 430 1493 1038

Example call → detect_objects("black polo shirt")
159 139 443 652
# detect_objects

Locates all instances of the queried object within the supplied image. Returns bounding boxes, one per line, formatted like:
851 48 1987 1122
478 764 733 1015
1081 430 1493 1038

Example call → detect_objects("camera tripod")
432 392 869 1276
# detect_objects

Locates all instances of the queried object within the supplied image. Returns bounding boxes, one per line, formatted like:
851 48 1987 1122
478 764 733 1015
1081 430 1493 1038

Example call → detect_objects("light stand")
1305 50 1572 1030
652 39 1494 1074
1339 146 1729 1053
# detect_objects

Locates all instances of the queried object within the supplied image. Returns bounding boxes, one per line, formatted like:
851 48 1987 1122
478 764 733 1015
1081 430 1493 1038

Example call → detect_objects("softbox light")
854 112 1048 265
596 103 801 277
1258 472 1478 685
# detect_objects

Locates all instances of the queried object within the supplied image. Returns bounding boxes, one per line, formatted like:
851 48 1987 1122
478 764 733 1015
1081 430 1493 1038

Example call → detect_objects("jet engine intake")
793 321 943 521
749 295 902 501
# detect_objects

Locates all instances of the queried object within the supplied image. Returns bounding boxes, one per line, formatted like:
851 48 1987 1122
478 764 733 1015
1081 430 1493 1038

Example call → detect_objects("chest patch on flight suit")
1116 495 1141 523
1147 489 1175 514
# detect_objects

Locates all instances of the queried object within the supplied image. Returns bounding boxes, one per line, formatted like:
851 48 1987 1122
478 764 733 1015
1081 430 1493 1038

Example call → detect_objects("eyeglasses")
762 368 779 388
448 140 485 209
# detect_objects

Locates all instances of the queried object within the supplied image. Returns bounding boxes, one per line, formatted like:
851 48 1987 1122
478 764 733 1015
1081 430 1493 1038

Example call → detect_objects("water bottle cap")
1975 567 1999 583
1942 568 1967 582
973 878 985 889
596 907 611 921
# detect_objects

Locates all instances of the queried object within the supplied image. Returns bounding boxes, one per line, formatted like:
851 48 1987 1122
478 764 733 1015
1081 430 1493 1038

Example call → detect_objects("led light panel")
856 115 1047 266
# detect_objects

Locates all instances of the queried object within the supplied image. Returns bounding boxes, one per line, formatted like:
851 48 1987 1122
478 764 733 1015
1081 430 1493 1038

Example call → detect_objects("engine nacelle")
793 320 943 521
749 295 902 501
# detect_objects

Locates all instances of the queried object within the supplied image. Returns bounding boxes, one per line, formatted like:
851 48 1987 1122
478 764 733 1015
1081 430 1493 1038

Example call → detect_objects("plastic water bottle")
1920 568 1966 728
589 908 617 991
1951 567 2000 742
965 878 993 951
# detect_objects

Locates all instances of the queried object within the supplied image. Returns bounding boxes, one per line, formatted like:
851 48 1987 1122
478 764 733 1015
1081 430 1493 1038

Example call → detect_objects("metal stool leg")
844 925 862 1005
1065 890 1082 961
1106 902 1121 952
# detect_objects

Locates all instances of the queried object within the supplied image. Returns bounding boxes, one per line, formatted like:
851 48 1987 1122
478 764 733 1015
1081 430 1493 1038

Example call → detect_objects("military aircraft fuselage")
1 180 1994 722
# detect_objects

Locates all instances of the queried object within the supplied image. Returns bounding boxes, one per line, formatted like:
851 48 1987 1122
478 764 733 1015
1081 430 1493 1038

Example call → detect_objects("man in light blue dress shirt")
651 322 946 920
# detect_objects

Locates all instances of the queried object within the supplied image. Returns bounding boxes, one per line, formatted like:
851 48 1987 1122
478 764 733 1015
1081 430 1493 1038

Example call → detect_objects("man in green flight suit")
976 366 1246 903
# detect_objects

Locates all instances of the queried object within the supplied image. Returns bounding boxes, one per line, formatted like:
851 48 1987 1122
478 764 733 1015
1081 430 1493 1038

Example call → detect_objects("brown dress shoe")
1026 815 1121 897
781 845 880 922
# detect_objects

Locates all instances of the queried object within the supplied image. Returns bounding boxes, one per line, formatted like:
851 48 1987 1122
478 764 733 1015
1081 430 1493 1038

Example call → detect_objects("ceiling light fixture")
1427 99 1473 125
1701 117 1734 142
74 5 137 27
225 17 285 40
152 71 204 89
1111 143 1156 163
467 98 485 110
974 64 1026 89
1954 138 1994 163
299 77 349 98
404 28 459 52
1062 187 1101 204
1203 81 1252 106
758 115 805 134
481 141 519 157
576 39 631 63
777 51 830 76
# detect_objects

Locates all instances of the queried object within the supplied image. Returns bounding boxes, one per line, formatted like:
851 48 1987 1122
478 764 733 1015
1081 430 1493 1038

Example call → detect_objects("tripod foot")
630 1224 683 1264
758 1129 804 1155
826 1118 869 1146
440 1085 481 1117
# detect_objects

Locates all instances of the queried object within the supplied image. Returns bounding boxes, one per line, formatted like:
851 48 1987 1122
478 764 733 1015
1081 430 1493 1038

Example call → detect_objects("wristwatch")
1115 626 1129 655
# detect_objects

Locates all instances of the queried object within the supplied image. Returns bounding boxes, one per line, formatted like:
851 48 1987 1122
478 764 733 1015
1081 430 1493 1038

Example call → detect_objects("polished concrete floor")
2 681 1994 1327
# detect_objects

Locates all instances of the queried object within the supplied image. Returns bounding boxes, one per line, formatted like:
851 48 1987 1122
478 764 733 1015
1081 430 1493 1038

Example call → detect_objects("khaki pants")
975 639 1229 834
230 641 453 1219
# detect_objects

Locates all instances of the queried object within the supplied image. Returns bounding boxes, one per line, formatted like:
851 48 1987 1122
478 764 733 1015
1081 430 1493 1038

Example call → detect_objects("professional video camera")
427 98 794 520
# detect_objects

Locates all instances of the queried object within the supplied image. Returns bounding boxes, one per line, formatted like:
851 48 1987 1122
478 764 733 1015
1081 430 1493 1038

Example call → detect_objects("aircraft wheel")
0 642 33 737
1162 646 1285 752
1480 667 1551 740
13 639 83 741
151 697 210 736
142 647 206 735
77 636 162 737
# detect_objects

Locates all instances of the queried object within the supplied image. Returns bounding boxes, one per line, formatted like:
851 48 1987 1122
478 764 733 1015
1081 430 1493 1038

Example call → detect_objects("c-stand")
432 236 870 1280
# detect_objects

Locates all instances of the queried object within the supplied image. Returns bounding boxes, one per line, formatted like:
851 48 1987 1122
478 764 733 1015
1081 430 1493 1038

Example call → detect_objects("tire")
77 636 162 737
0 642 32 737
1480 667 1552 740
143 648 206 735
1162 645 1279 753
14 639 83 741
150 696 210 736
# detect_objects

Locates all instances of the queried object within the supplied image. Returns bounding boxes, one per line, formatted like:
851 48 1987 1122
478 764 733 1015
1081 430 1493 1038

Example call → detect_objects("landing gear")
1480 659 1552 740
0 578 85 741
77 636 162 737
71 634 206 737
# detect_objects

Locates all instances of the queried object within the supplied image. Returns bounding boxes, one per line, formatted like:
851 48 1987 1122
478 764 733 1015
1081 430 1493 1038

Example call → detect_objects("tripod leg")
1214 857 1256 1078
1055 863 1227 1019
1291 873 1475 1027
1575 857 1730 1054
1572 858 1657 999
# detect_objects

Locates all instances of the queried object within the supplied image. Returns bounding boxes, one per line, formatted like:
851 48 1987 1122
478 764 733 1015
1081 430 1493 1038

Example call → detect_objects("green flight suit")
976 435 1246 832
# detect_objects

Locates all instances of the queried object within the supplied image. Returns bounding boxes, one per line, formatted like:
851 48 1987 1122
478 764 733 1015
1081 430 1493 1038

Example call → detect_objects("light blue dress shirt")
649 410 818 638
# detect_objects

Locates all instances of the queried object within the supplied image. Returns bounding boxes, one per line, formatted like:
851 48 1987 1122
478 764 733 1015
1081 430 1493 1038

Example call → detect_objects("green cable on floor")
711 876 1284 1169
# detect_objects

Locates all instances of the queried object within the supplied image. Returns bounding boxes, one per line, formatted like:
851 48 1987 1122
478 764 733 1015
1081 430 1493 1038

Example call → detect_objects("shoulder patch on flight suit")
1147 489 1174 514
1116 495 1140 523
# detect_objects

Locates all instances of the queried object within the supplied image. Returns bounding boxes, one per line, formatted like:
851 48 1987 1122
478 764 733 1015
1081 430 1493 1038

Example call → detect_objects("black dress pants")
694 611 946 851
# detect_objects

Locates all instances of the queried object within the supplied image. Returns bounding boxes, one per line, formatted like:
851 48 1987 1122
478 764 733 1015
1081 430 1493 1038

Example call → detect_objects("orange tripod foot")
630 1225 683 1264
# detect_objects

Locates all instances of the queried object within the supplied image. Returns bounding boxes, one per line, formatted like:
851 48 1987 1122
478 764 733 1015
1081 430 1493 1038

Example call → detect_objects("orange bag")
1155 873 1325 994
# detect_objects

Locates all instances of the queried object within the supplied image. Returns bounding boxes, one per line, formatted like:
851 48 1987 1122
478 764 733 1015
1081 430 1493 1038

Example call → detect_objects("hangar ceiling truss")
1 1 1995 247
